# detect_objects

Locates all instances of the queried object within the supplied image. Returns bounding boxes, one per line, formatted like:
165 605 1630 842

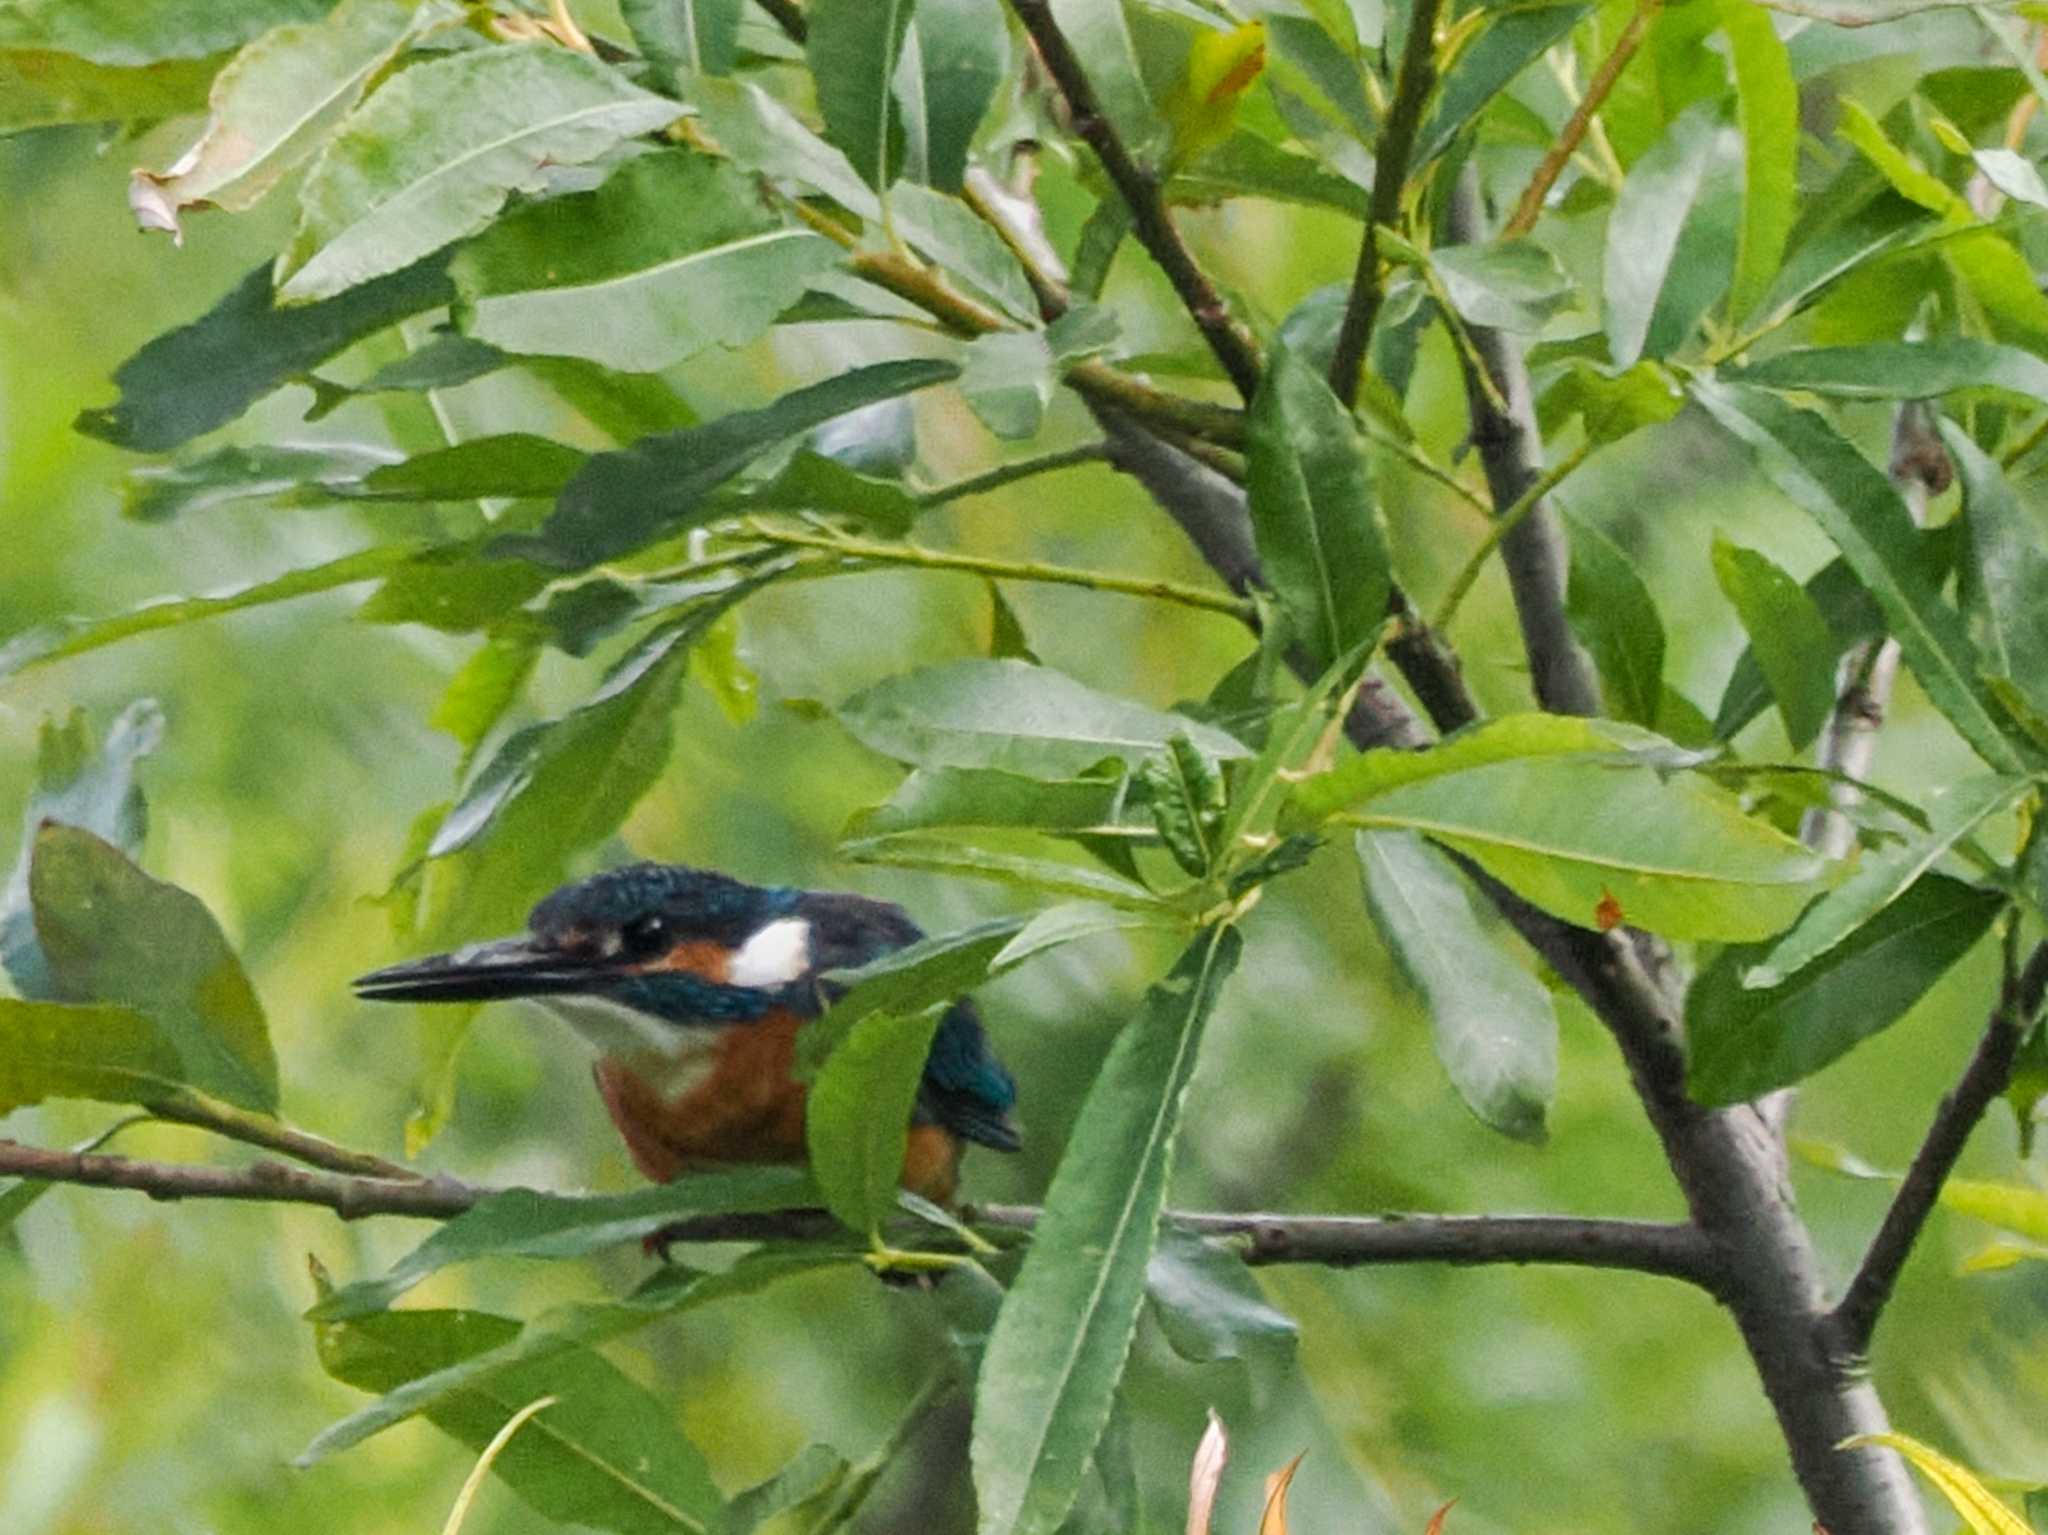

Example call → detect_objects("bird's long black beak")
353 938 601 1004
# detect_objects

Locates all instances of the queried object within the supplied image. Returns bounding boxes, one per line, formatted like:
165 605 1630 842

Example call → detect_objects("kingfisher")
352 862 1020 1203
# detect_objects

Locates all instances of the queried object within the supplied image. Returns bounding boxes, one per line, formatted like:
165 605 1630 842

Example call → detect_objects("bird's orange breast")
591 1006 962 1201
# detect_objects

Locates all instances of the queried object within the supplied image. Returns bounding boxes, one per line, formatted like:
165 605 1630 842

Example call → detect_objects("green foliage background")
3 3 2048 1533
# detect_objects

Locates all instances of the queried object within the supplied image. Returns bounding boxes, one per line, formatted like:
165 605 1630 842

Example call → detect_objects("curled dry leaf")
1187 1409 1229 1535
1258 1452 1305 1535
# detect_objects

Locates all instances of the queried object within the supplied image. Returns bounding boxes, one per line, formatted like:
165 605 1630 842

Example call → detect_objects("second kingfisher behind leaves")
353 862 1020 1203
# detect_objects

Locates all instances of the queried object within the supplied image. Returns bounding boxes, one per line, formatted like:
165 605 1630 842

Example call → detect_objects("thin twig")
740 521 1259 620
0 1139 477 1219
1432 438 1595 629
1327 0 1445 407
916 442 1112 507
1006 0 1264 399
1503 0 1659 238
1830 939 2048 1353
151 1089 421 1181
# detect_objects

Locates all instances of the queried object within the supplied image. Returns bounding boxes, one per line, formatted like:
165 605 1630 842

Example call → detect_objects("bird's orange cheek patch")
637 939 732 981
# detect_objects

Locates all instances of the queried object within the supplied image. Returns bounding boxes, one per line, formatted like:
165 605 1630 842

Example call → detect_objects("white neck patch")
727 916 813 988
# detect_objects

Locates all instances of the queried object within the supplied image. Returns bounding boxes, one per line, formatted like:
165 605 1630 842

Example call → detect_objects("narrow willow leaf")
0 1000 187 1115
962 331 1055 440
76 254 454 452
1244 345 1389 673
1049 0 1153 148
1605 100 1742 366
992 903 1185 971
847 767 1131 840
1710 536 1835 750
622 0 744 86
1536 360 1682 446
971 925 1242 1535
312 1166 821 1318
1146 1226 1297 1367
1358 831 1556 1140
797 917 1023 1077
0 49 220 130
536 358 959 567
1721 0 1796 323
1838 1433 2031 1535
1140 736 1224 878
840 834 1163 909
129 0 451 239
914 0 1007 191
807 0 914 191
1723 340 2048 402
1562 510 1664 727
807 1007 947 1233
276 47 678 302
0 700 162 1000
1429 240 1574 333
690 75 880 215
1945 422 2048 723
0 0 329 62
29 825 278 1112
0 543 429 681
1686 872 2002 1104
887 184 1040 322
730 1446 851 1535
1412 2 1589 167
1690 379 2035 773
1714 553 1892 741
1169 130 1371 218
1289 712 1634 822
123 442 399 522
452 150 841 373
1747 775 2033 988
1162 20 1267 170
311 1303 730 1535
836 659 1249 779
1941 1177 2048 1244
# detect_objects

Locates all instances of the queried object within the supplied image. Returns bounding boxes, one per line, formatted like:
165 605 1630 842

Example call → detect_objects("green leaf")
128 0 452 240
1047 0 1153 149
1 700 161 1000
0 0 330 63
1941 1177 2048 1245
730 1447 852 1535
75 253 454 452
743 450 922 536
534 358 959 567
359 434 588 501
312 1167 821 1318
1747 775 2033 988
835 658 1249 779
1714 550 1901 741
1294 716 1831 941
1686 872 2003 1104
888 183 1040 322
1720 0 1796 323
1169 129 1372 218
991 901 1185 971
122 442 398 521
690 74 880 215
0 48 220 130
847 766 1131 839
913 0 1007 192
797 917 1024 1078
1139 735 1224 878
1536 359 1682 446
1690 379 2035 773
276 47 678 303
1834 97 1967 221
1946 422 2048 724
1413 1 1589 167
1146 1225 1297 1368
1722 340 2048 403
0 1000 187 1114
1562 509 1664 726
1605 99 1742 366
622 0 744 85
310 1301 730 1535
962 331 1055 440
1428 240 1575 333
1710 536 1836 750
0 543 428 680
354 544 550 633
29 825 277 1112
1244 344 1390 674
806 0 914 191
1358 829 1557 1140
807 1007 948 1233
451 151 841 373
840 834 1163 908
971 924 1241 1535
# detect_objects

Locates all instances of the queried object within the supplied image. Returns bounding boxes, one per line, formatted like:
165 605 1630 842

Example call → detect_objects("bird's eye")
622 913 669 956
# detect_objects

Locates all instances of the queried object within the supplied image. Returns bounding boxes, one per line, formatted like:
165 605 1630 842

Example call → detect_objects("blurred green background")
3 57 2044 1534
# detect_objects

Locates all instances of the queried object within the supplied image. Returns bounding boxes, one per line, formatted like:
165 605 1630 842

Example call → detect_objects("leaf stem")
152 1089 421 1181
1327 0 1445 406
1431 438 1594 630
915 441 1113 507
737 521 1259 621
1503 0 1659 239
1004 0 1265 400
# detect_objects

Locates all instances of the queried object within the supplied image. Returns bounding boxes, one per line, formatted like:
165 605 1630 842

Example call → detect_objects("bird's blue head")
354 863 810 1025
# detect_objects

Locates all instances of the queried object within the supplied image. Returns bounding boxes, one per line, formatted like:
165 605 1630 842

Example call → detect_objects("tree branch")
150 1089 421 1181
1830 939 2048 1353
1501 0 1657 239
1005 0 1264 401
1327 0 1443 407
